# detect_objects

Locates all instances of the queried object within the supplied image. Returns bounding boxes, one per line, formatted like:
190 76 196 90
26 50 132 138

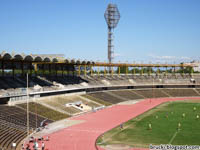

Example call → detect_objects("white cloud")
113 53 121 57
180 56 191 60
148 54 192 61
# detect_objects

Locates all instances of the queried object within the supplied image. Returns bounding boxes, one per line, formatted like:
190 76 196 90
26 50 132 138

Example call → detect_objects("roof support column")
191 67 194 77
34 63 38 76
55 64 57 77
78 65 81 76
126 66 128 75
104 67 107 76
12 61 15 78
131 67 133 75
157 67 160 76
175 67 177 78
72 65 76 77
182 67 184 76
173 67 176 76
111 67 113 77
30 62 32 77
84 65 87 76
118 67 120 75
141 67 143 76
2 60 4 77
90 66 93 76
148 67 151 76
49 64 51 77
42 64 45 76
67 66 69 76
21 61 24 77
62 65 64 77
97 66 100 76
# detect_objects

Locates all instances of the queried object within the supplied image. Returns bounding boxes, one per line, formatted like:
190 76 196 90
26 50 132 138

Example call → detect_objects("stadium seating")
162 89 200 97
0 105 53 150
41 99 82 114
39 95 101 115
0 73 200 149
110 90 144 100
44 75 88 85
0 124 27 150
81 94 112 106
86 88 200 105
134 89 169 98
17 102 70 121
0 76 52 90
30 76 53 87
195 89 200 95
0 74 199 97
88 92 126 104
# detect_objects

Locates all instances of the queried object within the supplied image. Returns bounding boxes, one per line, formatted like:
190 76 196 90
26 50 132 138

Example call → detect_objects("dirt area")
176 99 200 103
18 118 84 150
81 103 92 111
117 99 142 105
100 144 131 150
34 119 84 138
19 118 84 148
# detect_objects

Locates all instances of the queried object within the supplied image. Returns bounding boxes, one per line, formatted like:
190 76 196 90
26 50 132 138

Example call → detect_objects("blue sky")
0 0 200 63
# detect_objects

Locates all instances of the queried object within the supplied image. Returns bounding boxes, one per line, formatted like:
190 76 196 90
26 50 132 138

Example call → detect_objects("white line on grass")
98 123 133 145
169 131 178 144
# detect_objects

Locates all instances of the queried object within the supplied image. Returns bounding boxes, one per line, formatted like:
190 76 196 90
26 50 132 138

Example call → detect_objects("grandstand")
39 97 83 115
88 92 126 104
162 88 200 97
1 87 200 149
0 52 200 149
37 94 102 115
0 73 199 100
133 89 169 98
110 90 144 100
17 102 70 121
84 88 200 105
0 105 53 149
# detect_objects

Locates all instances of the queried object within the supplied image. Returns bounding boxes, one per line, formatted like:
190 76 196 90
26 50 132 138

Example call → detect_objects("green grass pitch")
97 101 200 148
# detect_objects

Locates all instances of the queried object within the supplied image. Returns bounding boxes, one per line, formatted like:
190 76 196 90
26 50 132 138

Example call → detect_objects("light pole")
104 3 120 72
26 73 29 136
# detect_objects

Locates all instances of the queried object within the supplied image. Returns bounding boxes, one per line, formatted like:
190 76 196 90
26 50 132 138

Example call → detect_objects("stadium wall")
1 84 200 104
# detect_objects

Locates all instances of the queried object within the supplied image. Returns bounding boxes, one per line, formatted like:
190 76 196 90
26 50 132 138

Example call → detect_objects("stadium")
1 1 200 150
0 51 200 150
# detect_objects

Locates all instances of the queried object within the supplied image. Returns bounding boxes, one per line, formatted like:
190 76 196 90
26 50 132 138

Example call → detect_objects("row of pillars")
34 64 74 77
0 61 193 77
0 61 75 77
77 65 193 76
0 61 33 77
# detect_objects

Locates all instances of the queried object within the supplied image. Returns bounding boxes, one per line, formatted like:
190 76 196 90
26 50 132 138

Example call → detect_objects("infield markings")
169 131 178 144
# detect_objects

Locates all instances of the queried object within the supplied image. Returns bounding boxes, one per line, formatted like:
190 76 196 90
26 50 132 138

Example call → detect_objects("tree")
116 66 129 74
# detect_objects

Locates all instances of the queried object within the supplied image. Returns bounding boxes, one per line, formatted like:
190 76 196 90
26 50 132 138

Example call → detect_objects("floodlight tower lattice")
104 3 120 66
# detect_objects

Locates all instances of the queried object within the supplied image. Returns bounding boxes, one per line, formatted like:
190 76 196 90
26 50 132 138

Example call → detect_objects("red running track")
33 97 200 150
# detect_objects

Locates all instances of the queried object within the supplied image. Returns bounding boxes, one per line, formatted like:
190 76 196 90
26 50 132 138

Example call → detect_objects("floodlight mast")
104 3 120 71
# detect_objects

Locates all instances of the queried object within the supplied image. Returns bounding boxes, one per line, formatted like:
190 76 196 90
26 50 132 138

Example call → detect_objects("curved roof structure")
34 56 43 62
14 54 23 61
2 53 12 60
0 51 197 68
0 52 64 63
0 52 96 66
24 55 33 62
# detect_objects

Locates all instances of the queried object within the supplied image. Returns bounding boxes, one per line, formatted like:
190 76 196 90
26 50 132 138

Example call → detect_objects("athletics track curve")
30 97 200 150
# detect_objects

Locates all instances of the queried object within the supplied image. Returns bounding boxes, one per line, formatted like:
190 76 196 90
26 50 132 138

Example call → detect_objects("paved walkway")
25 97 200 150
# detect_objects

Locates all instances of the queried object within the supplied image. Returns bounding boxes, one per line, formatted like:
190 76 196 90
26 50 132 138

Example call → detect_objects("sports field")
97 101 200 148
